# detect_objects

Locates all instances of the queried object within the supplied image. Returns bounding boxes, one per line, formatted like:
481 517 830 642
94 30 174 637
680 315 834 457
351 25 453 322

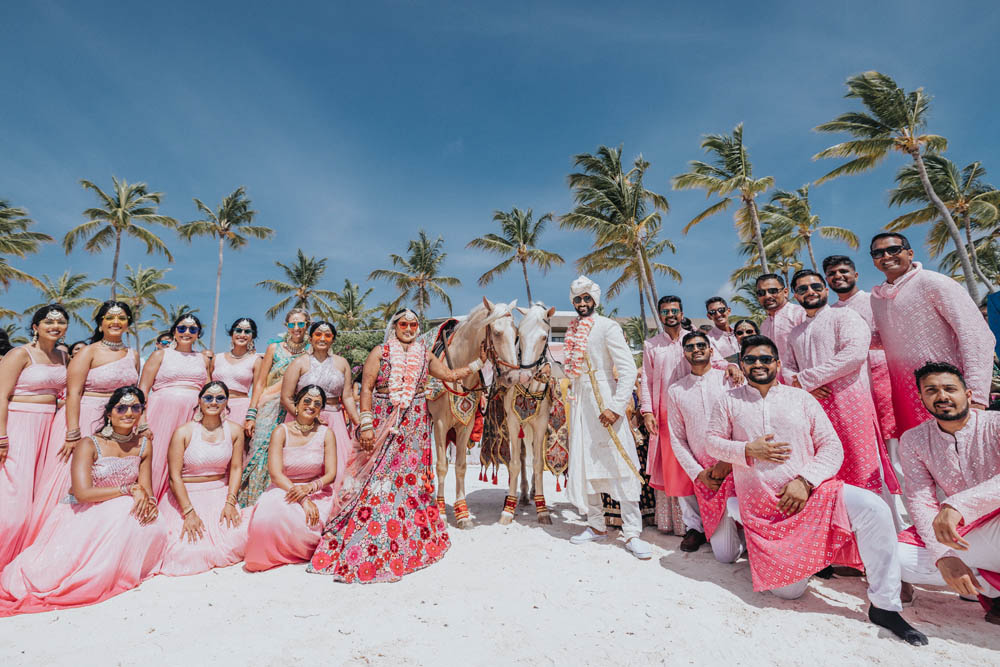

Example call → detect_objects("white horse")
427 297 519 529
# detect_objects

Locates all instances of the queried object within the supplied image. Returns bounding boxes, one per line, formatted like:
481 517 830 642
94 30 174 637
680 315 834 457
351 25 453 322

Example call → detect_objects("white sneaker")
570 527 609 544
625 537 652 560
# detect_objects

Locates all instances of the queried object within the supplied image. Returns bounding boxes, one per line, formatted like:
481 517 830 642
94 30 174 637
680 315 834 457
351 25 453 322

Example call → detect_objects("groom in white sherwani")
563 276 652 559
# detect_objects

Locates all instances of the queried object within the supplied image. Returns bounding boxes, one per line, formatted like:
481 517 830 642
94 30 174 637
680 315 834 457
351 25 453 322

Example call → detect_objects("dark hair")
740 334 779 359
227 317 258 338
870 232 911 252
681 317 693 331
193 381 230 418
69 339 89 354
96 385 146 432
682 330 710 347
170 313 204 338
791 269 826 289
294 383 327 409
822 255 856 273
657 295 683 310
914 361 966 390
755 273 785 288
0 329 12 356
30 304 70 334
705 296 727 310
155 331 172 343
90 301 134 343
733 319 760 336
309 320 337 339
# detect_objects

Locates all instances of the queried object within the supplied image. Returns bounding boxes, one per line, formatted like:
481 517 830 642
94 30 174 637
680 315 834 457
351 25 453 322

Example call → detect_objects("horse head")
481 297 519 374
512 303 557 386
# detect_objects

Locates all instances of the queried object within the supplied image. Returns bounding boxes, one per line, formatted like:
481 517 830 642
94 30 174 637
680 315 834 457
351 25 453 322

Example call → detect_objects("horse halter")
485 317 519 371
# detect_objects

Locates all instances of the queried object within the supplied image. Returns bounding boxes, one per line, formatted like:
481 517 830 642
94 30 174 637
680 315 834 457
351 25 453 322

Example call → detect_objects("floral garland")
387 337 426 407
562 316 595 378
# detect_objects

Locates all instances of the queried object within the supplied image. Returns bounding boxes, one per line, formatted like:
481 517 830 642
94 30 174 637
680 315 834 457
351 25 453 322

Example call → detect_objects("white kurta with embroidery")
565 315 640 514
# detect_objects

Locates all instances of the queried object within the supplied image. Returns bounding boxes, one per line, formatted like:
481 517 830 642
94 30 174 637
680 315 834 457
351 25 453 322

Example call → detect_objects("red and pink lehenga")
308 341 449 583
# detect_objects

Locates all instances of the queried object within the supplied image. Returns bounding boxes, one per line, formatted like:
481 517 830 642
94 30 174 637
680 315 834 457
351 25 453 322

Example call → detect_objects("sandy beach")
1 470 997 666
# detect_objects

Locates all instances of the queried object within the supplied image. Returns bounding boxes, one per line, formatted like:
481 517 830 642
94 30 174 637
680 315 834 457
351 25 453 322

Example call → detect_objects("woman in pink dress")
212 317 261 427
25 300 140 549
0 386 165 616
0 305 68 568
281 321 359 484
244 384 338 572
159 381 248 576
139 313 212 499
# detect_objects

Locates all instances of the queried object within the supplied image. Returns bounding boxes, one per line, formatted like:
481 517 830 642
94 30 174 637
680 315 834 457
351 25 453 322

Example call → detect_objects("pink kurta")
871 263 996 436
760 301 807 381
707 327 740 362
706 384 861 591
640 331 693 495
785 306 883 492
666 368 735 538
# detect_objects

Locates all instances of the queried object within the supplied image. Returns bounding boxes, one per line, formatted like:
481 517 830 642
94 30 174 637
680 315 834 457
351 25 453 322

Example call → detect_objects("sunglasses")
572 295 594 305
707 308 727 316
233 327 253 335
756 287 781 297
742 354 776 366
200 394 228 404
103 314 129 323
176 325 200 334
312 332 334 341
397 321 419 331
735 329 757 337
113 404 145 415
157 339 171 347
793 282 825 294
659 308 681 316
300 397 324 408
870 244 906 259
683 342 709 352
286 321 308 329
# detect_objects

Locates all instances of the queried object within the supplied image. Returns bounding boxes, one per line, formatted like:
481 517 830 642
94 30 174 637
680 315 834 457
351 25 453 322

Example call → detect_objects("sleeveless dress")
0 351 65 568
244 424 334 571
285 355 354 483
159 421 248 576
0 438 167 616
147 348 209 499
308 344 450 583
212 353 257 424
25 349 138 550
238 342 307 507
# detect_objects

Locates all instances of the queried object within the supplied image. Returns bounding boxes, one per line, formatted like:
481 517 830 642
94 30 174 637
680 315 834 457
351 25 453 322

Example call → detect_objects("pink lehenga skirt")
0 403 56 568
227 397 250 428
244 484 335 572
147 386 201 499
158 479 249 576
0 496 167 616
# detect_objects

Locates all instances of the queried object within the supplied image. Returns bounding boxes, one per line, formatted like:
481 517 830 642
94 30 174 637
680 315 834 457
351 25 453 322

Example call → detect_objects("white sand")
2 470 998 666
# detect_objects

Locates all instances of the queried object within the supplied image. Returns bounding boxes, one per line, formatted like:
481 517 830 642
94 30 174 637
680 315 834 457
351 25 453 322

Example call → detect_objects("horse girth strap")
583 352 644 483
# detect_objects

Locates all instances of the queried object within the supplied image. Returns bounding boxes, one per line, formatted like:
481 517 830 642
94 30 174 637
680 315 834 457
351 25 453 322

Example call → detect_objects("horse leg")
431 412 449 516
500 412 521 525
518 442 530 506
533 404 552 525
453 421 474 529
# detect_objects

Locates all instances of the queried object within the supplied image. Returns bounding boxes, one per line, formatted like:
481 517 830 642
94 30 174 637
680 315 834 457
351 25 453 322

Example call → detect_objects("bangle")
66 428 82 441
119 483 131 496
0 434 9 442
182 506 195 517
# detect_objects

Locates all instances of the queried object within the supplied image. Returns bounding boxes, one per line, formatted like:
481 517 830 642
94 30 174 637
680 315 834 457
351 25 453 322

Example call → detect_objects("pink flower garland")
562 316 595 378
387 338 425 408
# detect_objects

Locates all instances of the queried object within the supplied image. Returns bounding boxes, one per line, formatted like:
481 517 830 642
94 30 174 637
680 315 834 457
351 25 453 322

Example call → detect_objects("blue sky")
3 1 998 346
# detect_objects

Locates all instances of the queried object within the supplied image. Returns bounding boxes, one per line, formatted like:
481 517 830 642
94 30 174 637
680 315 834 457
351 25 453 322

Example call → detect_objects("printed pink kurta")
707 327 740 362
871 263 996 435
666 368 735 538
706 384 861 591
785 306 882 492
760 301 807 382
640 331 693 495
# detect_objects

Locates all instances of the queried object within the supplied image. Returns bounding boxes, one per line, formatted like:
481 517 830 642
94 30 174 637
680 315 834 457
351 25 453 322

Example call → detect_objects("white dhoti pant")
898 515 1000 598
678 495 701 532
587 493 642 541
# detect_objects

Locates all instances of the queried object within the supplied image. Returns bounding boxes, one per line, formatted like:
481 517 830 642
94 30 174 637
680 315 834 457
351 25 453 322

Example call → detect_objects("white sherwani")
566 315 640 516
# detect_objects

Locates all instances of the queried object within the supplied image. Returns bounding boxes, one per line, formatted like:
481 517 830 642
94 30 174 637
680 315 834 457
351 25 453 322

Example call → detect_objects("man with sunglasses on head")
869 232 995 436
756 274 806 381
705 335 927 645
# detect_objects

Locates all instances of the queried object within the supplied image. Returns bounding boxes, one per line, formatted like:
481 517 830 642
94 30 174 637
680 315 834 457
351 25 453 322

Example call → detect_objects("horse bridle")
438 313 518 396
485 318 519 371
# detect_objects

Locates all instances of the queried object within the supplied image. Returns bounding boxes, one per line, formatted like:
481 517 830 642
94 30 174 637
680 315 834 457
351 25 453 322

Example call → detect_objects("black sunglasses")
572 295 594 305
793 282 825 294
176 325 200 334
707 307 727 316
683 342 709 352
756 287 781 297
870 245 906 259
233 327 253 335
742 354 776 366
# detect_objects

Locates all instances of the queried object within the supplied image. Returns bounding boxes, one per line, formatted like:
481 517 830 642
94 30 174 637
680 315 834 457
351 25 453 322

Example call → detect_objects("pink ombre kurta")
25 350 138 550
871 263 996 435
785 306 883 493
760 301 807 381
706 384 861 591
640 331 693 495
707 327 740 362
212 353 257 424
666 368 736 538
0 439 166 616
147 348 209 499
159 421 248 576
244 424 334 571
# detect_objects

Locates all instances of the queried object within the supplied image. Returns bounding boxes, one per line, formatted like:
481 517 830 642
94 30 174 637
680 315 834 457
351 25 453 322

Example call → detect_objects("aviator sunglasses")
793 282 825 295
113 403 145 415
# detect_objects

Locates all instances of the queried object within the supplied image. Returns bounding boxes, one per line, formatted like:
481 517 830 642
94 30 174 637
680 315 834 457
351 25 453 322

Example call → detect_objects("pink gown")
871 263 996 435
159 421 248 576
212 353 256 424
244 424 334 571
0 438 166 616
784 306 883 492
285 355 354 484
0 356 65 568
760 301 807 383
640 331 693 494
147 348 209 499
24 349 138 549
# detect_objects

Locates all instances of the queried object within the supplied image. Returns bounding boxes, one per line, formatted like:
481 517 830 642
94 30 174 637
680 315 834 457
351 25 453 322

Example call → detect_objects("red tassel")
492 472 498 485
555 478 561 492
518 425 524 439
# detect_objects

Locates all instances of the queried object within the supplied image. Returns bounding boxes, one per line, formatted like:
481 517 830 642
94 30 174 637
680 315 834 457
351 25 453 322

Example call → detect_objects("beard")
575 304 595 317
929 402 970 422
747 368 777 385
803 295 828 309
830 278 856 294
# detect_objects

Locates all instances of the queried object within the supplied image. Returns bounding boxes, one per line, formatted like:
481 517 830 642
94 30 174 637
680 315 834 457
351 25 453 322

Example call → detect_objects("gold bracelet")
182 506 195 517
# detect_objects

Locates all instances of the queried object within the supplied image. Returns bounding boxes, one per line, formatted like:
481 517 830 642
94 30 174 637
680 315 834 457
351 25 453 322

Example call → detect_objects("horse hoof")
498 513 513 525
457 517 475 530
537 514 553 525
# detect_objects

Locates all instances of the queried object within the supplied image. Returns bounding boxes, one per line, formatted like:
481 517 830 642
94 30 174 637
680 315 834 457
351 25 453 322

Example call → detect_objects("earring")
100 424 114 437
194 407 204 422
31 330 38 344
248 340 256 353
294 408 299 416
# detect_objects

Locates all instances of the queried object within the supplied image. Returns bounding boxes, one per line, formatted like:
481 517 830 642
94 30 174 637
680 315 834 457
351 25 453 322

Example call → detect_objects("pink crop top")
297 355 345 401
64 437 145 504
84 349 139 393
281 424 327 482
212 354 256 394
13 353 66 397
181 422 233 477
152 348 208 391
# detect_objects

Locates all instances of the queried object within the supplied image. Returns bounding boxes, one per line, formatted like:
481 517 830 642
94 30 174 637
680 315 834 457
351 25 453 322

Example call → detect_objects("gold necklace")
288 420 317 435
229 348 253 360
285 339 307 355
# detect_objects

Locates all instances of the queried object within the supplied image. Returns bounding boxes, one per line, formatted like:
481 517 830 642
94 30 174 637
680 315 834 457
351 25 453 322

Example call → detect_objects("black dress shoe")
680 529 706 552
869 606 928 646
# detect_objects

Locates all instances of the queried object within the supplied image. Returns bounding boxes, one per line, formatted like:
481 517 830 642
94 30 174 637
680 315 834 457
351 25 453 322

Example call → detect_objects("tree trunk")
746 198 769 273
638 284 648 341
635 241 663 333
520 259 533 303
964 213 995 292
912 151 980 301
110 231 122 299
211 235 224 350
805 235 818 272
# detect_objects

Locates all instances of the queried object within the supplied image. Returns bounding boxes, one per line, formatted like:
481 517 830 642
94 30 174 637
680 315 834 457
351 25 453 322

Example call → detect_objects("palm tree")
731 221 803 287
813 71 979 299
315 279 380 330
887 156 1000 290
0 200 52 290
64 177 178 298
672 124 774 273
467 207 565 303
257 250 338 319
730 283 768 324
177 187 274 348
621 316 654 349
116 265 175 346
369 230 461 322
761 185 859 271
1 323 29 346
941 238 1000 287
24 272 103 327
155 303 200 332
561 145 669 332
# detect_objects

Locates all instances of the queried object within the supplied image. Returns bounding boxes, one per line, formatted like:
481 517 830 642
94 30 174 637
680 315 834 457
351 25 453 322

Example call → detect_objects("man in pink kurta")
705 296 740 362
756 274 807 380
705 334 927 645
785 270 883 493
868 233 995 436
896 362 1000 625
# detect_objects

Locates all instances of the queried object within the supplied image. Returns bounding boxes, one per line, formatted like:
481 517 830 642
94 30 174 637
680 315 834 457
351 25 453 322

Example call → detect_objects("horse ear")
515 306 527 316
546 306 556 318
482 296 494 312
508 299 517 312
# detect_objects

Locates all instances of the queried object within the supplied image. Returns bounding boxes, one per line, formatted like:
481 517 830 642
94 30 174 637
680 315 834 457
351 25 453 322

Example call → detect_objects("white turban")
570 275 601 306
